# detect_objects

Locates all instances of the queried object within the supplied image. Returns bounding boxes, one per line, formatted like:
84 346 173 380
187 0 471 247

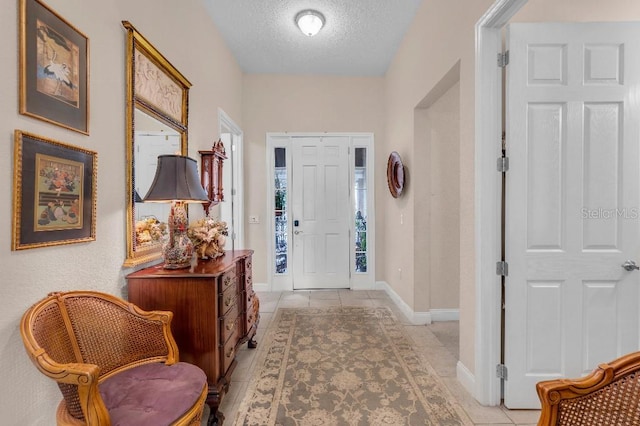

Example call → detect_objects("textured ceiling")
202 0 423 76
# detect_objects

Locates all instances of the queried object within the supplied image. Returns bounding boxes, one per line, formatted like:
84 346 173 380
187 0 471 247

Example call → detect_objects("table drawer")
220 281 238 315
221 330 237 374
221 269 236 293
221 304 239 343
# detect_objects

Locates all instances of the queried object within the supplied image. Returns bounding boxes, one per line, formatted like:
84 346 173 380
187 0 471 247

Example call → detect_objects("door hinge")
496 364 508 380
497 157 509 172
498 51 509 68
232 188 236 196
496 261 509 276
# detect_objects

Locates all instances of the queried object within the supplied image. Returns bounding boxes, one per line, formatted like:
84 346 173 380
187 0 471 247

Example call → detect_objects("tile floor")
205 290 540 425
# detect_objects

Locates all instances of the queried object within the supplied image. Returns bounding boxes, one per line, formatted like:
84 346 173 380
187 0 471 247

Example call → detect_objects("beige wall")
384 0 494 373
242 74 385 283
413 79 461 314
0 0 242 423
427 81 461 310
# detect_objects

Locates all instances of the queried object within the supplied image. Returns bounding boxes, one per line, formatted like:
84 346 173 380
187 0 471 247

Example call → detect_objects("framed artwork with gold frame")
12 130 97 250
19 0 90 134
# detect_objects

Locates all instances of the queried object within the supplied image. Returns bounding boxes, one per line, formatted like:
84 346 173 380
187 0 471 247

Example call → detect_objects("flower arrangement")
135 216 167 245
187 217 228 259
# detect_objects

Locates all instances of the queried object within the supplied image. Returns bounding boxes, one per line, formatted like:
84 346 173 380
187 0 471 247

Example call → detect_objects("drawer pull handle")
223 275 235 288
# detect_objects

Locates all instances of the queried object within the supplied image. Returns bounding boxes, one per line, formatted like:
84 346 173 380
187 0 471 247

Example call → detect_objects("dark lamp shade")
143 155 209 203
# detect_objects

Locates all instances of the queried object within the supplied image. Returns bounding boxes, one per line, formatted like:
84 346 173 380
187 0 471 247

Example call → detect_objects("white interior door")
291 136 350 289
505 22 640 408
218 110 244 249
220 132 233 244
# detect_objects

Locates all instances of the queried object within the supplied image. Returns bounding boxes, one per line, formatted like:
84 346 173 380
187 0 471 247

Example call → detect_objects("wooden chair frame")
537 351 640 425
21 290 206 425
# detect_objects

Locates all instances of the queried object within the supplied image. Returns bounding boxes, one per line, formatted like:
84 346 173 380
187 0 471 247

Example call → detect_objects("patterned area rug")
234 307 472 425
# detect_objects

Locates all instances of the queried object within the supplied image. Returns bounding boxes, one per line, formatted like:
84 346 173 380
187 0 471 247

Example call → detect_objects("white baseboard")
263 282 376 292
253 282 269 292
376 281 460 324
376 281 430 324
258 280 458 325
351 281 376 291
431 309 460 322
456 361 476 398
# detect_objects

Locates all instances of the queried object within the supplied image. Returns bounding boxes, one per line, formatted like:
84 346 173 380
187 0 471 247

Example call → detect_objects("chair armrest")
28 349 109 424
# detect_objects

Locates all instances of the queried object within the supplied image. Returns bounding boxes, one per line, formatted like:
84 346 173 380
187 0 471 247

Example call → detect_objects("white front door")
291 136 350 289
505 22 640 408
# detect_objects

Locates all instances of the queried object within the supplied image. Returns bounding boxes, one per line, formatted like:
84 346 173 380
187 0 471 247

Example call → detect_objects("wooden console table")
126 250 258 425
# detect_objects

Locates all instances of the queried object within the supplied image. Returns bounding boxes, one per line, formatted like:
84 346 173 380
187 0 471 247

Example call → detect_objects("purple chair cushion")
99 362 207 426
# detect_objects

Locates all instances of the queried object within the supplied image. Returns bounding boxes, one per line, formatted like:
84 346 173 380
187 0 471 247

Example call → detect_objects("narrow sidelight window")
354 147 367 273
274 147 288 274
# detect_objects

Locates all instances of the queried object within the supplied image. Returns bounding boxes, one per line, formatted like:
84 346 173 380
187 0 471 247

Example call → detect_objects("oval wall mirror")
123 21 192 267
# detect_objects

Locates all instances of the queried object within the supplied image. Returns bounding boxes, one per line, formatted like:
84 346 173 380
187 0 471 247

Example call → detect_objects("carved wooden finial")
213 139 227 158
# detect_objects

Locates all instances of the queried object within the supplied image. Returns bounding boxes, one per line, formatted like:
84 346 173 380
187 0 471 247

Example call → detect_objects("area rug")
234 306 472 425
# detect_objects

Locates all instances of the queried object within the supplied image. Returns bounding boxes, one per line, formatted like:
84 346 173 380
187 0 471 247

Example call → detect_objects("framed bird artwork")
19 0 89 135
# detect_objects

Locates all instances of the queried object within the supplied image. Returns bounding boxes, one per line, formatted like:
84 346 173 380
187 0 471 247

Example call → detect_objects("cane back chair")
536 351 640 425
20 290 207 425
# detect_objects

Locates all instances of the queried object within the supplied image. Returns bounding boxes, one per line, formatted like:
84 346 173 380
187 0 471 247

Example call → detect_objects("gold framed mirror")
122 21 192 267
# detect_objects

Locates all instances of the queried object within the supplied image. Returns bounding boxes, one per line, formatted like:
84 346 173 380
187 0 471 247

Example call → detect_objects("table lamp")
143 155 209 269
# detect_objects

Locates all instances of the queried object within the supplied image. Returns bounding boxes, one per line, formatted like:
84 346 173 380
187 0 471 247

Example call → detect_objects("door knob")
622 260 640 271
294 230 303 235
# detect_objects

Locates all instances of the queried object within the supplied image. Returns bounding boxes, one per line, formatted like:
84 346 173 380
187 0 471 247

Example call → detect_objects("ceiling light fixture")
295 9 325 37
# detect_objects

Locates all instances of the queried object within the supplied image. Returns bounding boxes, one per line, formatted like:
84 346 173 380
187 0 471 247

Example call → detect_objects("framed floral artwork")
19 0 90 134
12 130 97 250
